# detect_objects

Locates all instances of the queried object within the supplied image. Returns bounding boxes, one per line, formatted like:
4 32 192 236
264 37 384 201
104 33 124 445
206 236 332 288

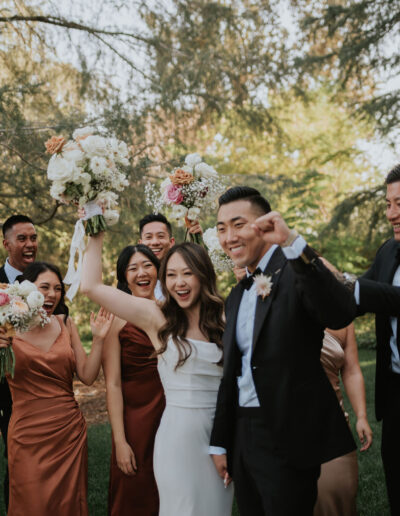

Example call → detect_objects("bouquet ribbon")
64 202 102 301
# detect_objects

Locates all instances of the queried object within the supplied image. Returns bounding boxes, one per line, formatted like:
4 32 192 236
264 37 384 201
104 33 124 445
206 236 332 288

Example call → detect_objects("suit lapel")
223 284 245 365
252 247 286 351
384 240 400 284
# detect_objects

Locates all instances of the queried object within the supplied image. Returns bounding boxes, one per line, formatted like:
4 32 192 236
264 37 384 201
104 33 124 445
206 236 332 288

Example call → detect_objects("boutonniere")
253 273 273 300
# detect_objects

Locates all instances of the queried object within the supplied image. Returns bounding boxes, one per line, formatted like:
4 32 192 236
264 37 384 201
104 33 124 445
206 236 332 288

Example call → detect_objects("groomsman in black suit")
355 165 400 514
209 187 356 515
0 214 37 508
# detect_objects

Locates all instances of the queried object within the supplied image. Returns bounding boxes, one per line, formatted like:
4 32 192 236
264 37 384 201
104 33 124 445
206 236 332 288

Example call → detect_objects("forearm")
358 278 400 316
76 337 104 385
342 368 368 419
106 383 127 444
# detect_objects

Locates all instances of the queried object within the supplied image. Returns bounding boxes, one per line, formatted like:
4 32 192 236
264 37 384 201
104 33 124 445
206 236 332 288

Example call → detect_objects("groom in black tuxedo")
0 214 37 509
210 187 356 515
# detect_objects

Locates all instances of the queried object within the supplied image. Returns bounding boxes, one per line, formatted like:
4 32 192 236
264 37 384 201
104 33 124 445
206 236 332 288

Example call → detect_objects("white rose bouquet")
0 281 49 379
45 127 129 235
145 153 226 244
203 227 234 272
45 127 130 300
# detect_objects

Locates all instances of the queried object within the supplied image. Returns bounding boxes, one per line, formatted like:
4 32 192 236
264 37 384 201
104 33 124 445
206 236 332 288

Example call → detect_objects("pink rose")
164 184 184 205
0 292 10 307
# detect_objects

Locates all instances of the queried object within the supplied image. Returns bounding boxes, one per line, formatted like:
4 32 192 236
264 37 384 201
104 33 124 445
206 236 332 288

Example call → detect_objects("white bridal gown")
153 337 234 516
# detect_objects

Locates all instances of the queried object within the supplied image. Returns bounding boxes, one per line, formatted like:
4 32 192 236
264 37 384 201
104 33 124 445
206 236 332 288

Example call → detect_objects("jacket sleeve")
358 278 400 316
289 245 357 329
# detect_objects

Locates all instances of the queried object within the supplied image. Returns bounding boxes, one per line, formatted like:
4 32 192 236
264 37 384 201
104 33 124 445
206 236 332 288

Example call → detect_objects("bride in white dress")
81 234 234 516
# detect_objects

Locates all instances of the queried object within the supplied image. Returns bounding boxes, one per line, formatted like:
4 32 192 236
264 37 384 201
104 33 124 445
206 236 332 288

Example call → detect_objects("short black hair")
116 244 160 294
2 215 34 237
218 186 271 215
386 164 400 185
139 213 172 237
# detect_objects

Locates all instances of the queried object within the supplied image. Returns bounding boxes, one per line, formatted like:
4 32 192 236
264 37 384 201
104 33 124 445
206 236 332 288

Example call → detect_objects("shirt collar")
4 258 23 284
246 244 278 277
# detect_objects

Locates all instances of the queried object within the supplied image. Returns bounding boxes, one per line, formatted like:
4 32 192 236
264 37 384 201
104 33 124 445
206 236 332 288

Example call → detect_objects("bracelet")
282 229 299 248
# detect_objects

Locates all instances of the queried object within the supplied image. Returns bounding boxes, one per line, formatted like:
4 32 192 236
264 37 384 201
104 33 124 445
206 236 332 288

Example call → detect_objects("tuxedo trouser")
381 371 400 515
0 404 11 511
233 408 320 516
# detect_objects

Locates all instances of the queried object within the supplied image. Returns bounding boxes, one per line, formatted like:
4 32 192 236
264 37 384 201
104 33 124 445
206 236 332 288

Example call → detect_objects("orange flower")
45 136 66 154
169 168 194 185
12 300 29 314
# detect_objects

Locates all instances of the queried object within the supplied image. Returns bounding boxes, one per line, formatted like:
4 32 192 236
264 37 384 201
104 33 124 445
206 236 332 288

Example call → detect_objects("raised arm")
80 232 165 339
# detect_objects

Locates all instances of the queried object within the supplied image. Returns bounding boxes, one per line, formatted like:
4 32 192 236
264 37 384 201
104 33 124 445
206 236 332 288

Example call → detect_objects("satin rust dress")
7 317 88 516
314 330 358 516
108 322 165 516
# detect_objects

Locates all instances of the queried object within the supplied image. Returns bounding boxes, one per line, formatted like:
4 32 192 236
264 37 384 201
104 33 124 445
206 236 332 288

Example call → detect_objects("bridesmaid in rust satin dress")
314 325 373 516
0 262 113 516
104 245 165 516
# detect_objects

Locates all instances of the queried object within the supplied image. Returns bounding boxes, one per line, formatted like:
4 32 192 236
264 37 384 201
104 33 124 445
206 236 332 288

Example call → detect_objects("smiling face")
217 200 271 272
125 251 158 299
34 270 62 316
139 221 175 260
3 222 37 272
165 251 201 310
386 181 400 241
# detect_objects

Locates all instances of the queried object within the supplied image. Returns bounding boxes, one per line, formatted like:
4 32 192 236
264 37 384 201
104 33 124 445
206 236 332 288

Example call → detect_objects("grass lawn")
0 348 388 515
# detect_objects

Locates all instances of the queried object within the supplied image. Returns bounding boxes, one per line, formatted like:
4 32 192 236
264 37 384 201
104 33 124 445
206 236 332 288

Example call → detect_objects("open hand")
90 308 115 340
251 211 290 246
116 441 137 476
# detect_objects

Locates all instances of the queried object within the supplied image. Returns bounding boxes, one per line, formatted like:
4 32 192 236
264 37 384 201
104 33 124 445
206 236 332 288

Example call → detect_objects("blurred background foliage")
1 0 399 345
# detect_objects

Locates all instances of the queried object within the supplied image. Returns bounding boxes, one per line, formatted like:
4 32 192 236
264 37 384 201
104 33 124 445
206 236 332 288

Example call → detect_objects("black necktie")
240 267 262 290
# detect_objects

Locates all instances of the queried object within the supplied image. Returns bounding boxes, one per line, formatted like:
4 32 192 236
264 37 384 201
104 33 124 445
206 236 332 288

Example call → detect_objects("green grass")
0 348 388 515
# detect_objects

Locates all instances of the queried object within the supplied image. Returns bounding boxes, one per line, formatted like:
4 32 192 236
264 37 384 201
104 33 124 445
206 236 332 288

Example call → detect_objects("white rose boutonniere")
254 274 273 300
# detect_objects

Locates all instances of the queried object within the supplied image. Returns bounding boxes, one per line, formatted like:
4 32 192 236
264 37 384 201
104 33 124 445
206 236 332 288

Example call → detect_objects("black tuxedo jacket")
357 238 400 421
210 246 356 470
0 264 12 409
0 265 8 284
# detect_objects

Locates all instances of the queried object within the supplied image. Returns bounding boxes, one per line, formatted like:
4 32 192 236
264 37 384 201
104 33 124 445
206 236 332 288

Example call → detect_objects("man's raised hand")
251 211 290 246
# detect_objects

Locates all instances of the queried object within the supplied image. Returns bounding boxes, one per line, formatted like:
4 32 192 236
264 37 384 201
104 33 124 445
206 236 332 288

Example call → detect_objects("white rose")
171 204 188 220
26 291 44 310
73 126 96 140
103 209 120 226
187 206 201 220
203 227 221 251
97 191 118 208
18 280 37 297
80 135 108 157
185 153 202 168
50 181 65 200
62 141 84 162
90 156 108 176
79 172 92 185
194 162 218 179
47 155 75 182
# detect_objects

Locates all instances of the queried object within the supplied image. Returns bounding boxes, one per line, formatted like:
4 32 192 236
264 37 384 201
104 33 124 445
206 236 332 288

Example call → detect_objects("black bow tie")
240 267 262 290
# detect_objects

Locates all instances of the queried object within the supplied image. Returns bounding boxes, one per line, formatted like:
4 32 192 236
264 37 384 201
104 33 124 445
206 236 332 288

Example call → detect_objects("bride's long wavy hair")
157 242 225 369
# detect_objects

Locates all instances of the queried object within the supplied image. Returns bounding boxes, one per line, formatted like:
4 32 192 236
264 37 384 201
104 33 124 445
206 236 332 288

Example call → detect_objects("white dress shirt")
355 266 400 373
4 258 22 283
210 235 307 455
154 280 164 302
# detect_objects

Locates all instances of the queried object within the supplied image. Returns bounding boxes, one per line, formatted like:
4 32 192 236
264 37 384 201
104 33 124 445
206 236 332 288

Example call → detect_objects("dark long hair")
157 242 225 368
116 244 160 293
17 262 69 321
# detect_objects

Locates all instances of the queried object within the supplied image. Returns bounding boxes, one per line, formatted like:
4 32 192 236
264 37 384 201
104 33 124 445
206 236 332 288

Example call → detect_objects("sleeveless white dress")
153 338 234 516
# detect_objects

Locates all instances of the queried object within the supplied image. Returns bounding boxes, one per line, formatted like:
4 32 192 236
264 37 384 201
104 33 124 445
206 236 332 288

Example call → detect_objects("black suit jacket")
357 238 400 421
210 246 356 470
0 264 12 409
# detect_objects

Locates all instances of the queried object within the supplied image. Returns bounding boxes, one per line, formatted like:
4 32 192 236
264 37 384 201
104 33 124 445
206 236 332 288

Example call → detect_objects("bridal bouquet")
203 227 234 272
0 281 49 379
45 127 129 234
45 127 130 300
145 153 226 243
